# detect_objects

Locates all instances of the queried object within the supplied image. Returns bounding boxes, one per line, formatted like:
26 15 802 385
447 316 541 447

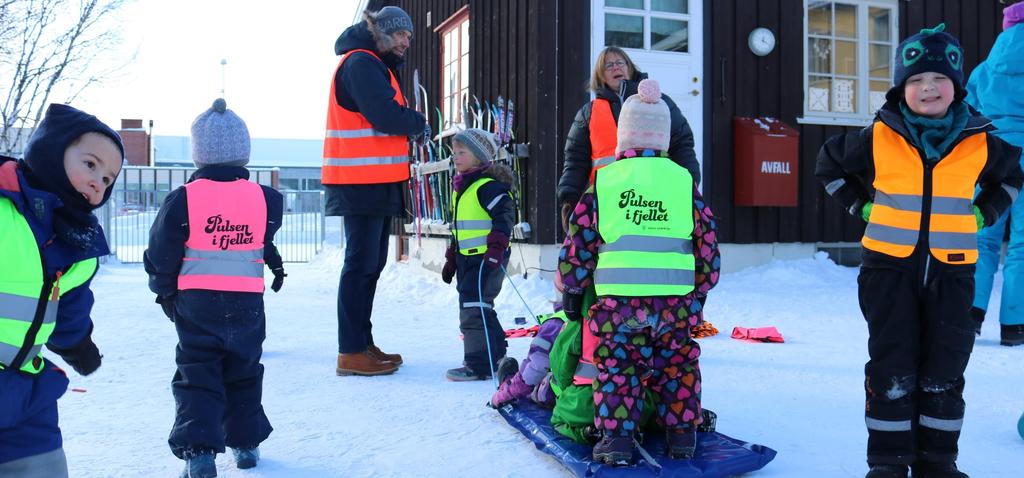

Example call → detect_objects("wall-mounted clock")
748 27 776 56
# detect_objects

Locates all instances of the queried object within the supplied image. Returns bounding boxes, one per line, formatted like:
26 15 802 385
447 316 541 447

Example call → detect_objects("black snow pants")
455 251 509 376
858 249 977 466
337 215 391 354
168 290 272 459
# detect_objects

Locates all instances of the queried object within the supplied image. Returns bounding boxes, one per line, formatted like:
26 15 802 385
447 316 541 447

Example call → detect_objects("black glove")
560 202 575 234
412 118 431 144
156 294 176 321
562 292 584 322
271 267 287 293
441 245 456 284
47 335 102 376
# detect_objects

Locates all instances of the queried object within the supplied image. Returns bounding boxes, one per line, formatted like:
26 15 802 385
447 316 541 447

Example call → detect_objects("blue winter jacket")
324 21 426 217
966 24 1024 150
0 157 101 464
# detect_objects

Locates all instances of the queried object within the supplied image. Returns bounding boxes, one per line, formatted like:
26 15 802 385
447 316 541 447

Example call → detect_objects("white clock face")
749 27 776 56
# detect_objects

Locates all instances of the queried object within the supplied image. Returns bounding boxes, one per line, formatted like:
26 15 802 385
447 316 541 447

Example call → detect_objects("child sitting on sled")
556 79 720 465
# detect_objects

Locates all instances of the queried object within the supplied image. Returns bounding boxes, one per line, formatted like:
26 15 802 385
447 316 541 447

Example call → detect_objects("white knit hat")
615 79 671 154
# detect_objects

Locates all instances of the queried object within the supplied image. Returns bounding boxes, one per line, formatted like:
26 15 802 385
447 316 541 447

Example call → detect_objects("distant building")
153 135 323 190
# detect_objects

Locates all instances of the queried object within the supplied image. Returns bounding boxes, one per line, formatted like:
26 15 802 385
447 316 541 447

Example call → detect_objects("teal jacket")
966 24 1024 150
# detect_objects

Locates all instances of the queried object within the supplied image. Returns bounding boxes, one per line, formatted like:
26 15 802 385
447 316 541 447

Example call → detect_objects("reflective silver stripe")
184 249 264 261
324 156 408 167
457 236 488 249
599 235 693 254
865 417 913 432
1003 183 1020 203
930 196 973 215
43 301 57 325
0 342 42 369
0 342 21 366
531 337 553 351
326 128 390 139
919 415 963 431
825 178 846 196
929 231 977 250
0 292 39 322
875 191 922 212
485 195 504 211
593 156 615 168
594 268 695 286
864 223 919 246
462 301 493 309
180 260 264 277
574 361 598 379
456 220 492 230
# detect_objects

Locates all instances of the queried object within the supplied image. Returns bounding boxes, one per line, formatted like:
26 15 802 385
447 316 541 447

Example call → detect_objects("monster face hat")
886 23 966 103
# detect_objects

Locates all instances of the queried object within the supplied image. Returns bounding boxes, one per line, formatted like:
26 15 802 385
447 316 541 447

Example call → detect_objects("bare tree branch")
1 0 127 155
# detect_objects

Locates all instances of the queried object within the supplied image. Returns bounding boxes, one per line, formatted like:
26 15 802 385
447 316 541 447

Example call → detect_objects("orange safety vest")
179 179 267 293
322 49 410 185
863 122 987 264
588 98 618 184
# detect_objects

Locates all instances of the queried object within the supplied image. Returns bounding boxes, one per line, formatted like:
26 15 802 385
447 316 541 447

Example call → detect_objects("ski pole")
477 260 500 389
499 264 538 323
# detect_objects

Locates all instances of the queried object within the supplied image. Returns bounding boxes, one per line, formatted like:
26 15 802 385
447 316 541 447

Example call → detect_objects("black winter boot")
865 464 909 478
666 427 697 459
179 452 216 478
911 461 968 478
494 356 519 384
592 434 635 466
1000 324 1024 346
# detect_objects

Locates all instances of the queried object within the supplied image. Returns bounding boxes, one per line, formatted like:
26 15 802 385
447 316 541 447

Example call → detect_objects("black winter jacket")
557 71 701 205
144 166 284 298
324 21 427 217
816 100 1023 231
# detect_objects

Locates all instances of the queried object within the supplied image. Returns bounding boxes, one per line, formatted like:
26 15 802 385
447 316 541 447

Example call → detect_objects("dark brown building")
359 0 1008 250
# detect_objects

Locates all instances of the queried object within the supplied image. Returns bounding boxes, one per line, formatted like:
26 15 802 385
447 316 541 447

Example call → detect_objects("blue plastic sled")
498 401 776 477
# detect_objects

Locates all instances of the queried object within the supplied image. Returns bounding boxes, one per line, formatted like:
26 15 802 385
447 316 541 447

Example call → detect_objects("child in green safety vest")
0 104 124 477
440 128 517 381
559 79 720 466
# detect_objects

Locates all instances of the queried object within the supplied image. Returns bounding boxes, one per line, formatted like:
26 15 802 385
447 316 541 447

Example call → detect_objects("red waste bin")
733 117 799 207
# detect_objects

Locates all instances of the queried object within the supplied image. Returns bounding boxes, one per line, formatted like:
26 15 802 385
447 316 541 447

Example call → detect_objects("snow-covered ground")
55 224 1023 477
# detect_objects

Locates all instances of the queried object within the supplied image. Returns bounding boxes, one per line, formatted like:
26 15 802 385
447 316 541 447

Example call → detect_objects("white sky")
76 0 362 140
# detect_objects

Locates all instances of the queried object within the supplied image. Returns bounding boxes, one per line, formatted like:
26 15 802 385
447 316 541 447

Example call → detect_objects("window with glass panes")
804 1 897 119
604 0 690 52
440 10 469 131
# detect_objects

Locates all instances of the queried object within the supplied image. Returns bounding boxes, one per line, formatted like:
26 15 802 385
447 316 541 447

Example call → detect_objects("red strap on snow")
730 326 784 343
504 326 540 338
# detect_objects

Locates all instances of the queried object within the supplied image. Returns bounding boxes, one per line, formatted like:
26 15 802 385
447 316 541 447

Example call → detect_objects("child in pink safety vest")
144 99 286 478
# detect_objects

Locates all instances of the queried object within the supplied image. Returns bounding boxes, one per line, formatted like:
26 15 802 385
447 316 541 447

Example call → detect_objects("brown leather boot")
336 352 398 376
366 344 403 365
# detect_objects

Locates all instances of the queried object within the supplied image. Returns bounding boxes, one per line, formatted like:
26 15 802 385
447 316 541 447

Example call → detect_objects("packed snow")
54 221 1023 477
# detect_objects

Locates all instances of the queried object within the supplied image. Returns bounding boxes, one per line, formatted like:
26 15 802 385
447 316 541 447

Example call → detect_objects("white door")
591 0 704 176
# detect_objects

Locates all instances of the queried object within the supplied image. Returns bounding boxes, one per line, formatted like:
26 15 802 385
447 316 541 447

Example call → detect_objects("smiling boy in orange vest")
144 99 285 478
817 24 1024 478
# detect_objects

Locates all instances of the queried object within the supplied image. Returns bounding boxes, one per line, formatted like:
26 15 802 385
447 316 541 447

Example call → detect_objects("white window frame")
436 6 469 132
594 0 694 57
798 0 898 127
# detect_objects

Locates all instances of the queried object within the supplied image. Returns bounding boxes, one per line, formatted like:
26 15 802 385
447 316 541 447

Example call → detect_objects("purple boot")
529 372 557 408
490 372 533 407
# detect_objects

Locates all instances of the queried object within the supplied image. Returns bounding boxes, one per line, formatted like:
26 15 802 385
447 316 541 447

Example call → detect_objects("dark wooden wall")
366 0 591 244
708 0 1007 243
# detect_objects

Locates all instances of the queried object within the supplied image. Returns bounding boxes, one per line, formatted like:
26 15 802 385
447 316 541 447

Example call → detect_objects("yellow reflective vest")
593 156 695 297
452 178 495 256
0 197 97 374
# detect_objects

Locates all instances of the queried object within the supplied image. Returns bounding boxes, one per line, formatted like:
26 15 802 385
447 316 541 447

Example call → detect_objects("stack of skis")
407 69 527 253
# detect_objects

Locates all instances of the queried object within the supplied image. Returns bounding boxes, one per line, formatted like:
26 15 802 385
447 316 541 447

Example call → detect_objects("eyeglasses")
603 60 627 70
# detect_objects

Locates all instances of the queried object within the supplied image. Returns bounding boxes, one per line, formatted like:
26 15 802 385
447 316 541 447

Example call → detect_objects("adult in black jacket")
325 7 426 376
557 46 701 229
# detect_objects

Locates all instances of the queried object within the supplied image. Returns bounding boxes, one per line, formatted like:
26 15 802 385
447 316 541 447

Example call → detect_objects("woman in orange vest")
324 7 428 377
557 46 701 230
816 25 1023 478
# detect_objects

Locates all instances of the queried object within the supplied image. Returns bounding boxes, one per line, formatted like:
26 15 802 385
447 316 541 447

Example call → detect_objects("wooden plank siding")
709 0 1007 243
364 0 1008 245
365 0 590 244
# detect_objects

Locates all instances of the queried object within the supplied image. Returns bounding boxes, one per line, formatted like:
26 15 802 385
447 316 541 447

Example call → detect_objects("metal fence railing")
98 166 325 263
